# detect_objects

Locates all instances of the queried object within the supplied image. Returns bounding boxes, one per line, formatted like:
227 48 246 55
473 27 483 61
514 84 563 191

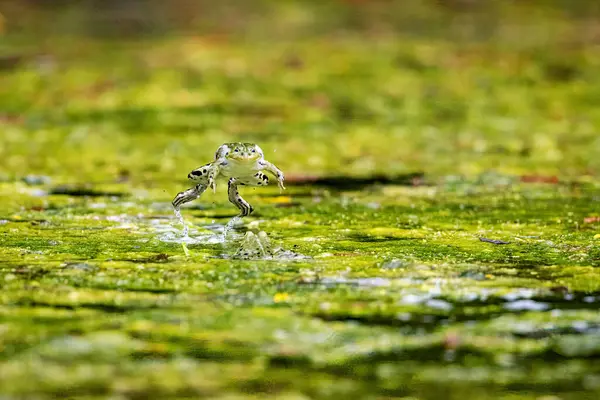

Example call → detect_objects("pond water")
1 176 599 399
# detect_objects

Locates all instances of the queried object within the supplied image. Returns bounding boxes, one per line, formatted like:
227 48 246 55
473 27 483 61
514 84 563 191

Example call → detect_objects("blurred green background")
1 0 600 188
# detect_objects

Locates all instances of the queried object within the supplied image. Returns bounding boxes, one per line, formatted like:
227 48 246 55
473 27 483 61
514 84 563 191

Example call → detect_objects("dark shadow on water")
10 300 163 313
118 253 171 263
286 172 425 190
306 312 447 332
348 233 420 243
1 265 52 280
49 186 127 197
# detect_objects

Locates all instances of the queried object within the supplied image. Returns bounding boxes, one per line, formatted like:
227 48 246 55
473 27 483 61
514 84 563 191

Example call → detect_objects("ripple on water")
151 212 226 245
158 231 226 245
155 206 309 259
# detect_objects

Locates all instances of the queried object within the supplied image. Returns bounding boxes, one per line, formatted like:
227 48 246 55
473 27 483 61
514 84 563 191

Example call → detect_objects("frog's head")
223 142 263 162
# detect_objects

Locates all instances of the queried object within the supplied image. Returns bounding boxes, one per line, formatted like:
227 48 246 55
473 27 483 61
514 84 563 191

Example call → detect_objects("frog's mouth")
229 153 261 162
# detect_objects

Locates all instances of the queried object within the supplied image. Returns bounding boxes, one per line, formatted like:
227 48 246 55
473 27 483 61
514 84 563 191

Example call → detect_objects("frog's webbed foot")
274 169 285 191
172 183 207 209
227 178 254 217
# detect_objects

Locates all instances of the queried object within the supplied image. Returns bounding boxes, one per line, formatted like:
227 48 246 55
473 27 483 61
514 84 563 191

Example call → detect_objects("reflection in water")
228 230 310 260
160 210 308 260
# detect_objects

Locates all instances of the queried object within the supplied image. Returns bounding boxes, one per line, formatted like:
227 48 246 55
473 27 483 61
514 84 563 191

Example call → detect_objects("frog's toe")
208 179 217 192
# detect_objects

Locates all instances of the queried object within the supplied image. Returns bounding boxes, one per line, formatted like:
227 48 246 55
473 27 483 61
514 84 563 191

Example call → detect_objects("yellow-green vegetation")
1 1 600 399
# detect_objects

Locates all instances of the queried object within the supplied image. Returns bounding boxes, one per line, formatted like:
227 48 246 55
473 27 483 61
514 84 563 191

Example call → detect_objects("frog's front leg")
227 178 254 217
207 164 221 193
259 160 285 191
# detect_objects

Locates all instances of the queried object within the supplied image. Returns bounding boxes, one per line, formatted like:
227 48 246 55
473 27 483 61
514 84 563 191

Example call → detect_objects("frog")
172 142 285 217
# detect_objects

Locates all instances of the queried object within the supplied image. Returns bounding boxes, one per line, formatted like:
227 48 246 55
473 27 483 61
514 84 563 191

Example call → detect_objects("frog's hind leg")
172 163 213 209
227 178 254 217
227 172 270 217
172 183 208 209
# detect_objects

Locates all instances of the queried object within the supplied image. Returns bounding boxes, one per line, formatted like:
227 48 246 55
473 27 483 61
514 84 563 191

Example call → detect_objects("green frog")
172 142 285 217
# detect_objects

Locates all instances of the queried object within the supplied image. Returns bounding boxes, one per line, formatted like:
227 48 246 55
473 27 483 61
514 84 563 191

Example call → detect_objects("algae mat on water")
2 14 600 400
3 177 600 400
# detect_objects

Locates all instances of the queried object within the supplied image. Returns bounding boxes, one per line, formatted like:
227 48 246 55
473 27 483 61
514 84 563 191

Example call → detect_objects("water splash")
158 209 308 260
173 206 189 238
152 210 225 245
157 229 224 245
153 207 246 246
223 216 242 239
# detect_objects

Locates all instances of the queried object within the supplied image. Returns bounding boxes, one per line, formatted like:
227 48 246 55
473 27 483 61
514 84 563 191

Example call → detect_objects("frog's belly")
219 161 260 179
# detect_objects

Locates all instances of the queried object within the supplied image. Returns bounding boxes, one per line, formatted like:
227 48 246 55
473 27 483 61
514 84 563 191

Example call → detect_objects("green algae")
2 2 600 399
2 178 599 399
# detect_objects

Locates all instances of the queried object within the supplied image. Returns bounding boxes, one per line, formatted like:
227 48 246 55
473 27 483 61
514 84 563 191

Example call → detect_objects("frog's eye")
234 148 239 152
251 148 256 153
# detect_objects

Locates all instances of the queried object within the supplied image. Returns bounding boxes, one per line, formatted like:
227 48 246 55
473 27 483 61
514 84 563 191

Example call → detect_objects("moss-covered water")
2 2 600 398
